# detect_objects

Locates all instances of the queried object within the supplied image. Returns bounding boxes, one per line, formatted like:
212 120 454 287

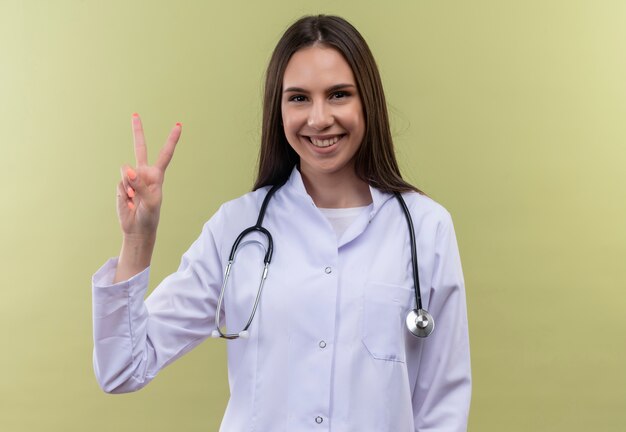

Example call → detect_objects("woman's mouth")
307 134 345 148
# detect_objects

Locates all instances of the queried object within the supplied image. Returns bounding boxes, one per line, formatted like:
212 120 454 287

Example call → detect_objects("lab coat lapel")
337 186 393 248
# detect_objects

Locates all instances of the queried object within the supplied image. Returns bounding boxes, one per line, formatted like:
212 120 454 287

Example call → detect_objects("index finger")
132 113 148 166
155 122 182 172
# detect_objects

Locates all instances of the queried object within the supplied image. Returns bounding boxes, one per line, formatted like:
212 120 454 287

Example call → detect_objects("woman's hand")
113 114 182 283
117 113 182 239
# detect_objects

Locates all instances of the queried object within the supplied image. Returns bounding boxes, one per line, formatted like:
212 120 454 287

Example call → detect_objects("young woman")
93 15 471 431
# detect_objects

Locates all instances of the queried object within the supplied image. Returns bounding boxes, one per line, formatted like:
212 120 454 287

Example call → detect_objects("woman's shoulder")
399 190 453 225
397 191 459 247
219 186 273 213
203 186 271 227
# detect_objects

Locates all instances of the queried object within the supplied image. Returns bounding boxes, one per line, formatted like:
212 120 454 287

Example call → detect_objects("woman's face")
281 45 365 181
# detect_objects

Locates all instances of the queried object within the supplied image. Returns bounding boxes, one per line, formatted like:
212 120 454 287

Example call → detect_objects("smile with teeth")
308 135 344 148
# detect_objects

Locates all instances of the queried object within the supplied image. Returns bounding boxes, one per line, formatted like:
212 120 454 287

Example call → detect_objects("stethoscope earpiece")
406 309 434 338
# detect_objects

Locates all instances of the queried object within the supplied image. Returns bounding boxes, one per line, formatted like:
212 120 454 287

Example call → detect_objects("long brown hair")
254 15 420 194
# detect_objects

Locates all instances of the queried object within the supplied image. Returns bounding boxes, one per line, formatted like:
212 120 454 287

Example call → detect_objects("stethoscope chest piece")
406 308 434 338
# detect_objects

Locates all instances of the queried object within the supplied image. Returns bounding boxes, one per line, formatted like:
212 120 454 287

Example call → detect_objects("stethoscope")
211 183 435 340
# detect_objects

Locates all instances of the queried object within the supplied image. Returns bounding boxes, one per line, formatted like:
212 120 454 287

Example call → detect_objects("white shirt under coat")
92 168 472 431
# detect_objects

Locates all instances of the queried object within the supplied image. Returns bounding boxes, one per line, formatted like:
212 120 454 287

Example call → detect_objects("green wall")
1 1 625 430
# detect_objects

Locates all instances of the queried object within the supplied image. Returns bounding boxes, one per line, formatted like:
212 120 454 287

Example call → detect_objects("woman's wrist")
114 234 156 283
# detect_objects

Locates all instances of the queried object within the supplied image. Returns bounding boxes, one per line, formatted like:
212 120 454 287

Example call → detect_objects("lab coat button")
315 416 324 424
324 267 332 274
319 340 327 348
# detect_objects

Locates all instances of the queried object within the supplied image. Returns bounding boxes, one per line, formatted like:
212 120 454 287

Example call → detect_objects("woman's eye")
331 91 350 99
289 95 307 102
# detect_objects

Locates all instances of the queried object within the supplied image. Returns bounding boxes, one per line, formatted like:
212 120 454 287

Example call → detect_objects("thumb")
117 180 134 212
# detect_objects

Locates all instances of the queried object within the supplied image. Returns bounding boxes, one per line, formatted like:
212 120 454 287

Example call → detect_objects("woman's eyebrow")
283 83 356 93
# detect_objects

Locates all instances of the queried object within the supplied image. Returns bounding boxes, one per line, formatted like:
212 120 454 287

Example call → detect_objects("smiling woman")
92 14 471 431
281 45 368 207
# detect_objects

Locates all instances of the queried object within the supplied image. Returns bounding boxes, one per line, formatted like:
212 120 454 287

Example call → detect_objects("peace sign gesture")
117 113 182 238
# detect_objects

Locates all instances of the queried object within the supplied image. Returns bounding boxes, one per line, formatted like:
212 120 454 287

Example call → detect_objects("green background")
1 0 625 430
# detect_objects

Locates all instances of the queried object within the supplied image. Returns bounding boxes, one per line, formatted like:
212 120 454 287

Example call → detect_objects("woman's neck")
300 167 372 208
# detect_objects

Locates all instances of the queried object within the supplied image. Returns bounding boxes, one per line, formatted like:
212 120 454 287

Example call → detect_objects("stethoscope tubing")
213 184 434 339
212 184 282 339
394 192 423 312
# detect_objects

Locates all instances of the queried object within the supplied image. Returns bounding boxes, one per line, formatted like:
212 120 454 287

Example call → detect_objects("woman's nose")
307 102 333 130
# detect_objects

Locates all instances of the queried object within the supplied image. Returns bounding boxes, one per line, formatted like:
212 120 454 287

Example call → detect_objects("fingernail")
127 168 137 181
176 122 182 127
128 201 135 210
127 186 135 198
132 113 139 118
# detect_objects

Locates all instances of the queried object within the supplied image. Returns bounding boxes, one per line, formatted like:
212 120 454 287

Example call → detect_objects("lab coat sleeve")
92 214 224 394
412 210 472 431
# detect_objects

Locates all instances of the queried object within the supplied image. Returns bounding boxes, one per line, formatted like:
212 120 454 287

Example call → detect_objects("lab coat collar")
284 167 394 219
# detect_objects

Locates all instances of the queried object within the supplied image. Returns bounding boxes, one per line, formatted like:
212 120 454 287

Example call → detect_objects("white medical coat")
92 168 471 431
